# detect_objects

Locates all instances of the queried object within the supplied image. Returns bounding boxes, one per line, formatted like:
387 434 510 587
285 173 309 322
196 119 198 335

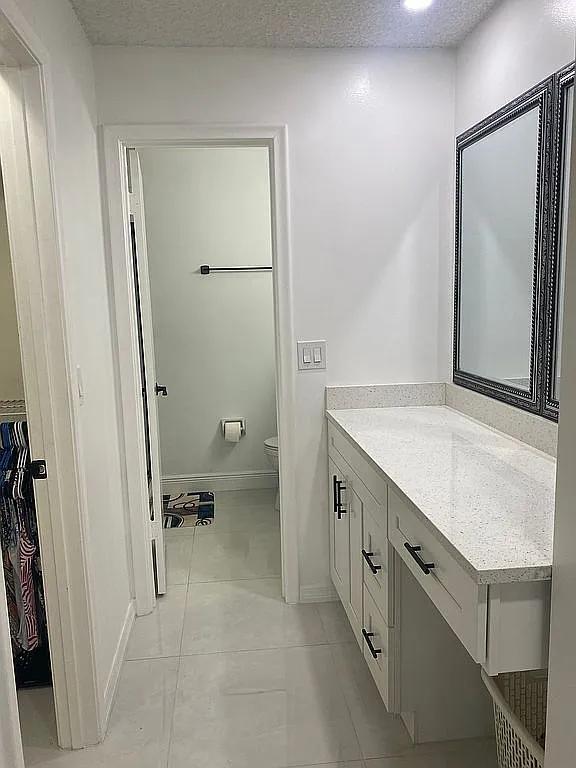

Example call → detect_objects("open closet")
0 166 54 725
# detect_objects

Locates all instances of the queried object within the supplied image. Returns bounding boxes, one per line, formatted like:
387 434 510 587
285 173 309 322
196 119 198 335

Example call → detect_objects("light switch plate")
297 340 326 371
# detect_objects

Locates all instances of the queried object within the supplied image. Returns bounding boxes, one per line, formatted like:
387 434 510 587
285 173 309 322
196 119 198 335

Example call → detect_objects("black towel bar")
200 265 272 274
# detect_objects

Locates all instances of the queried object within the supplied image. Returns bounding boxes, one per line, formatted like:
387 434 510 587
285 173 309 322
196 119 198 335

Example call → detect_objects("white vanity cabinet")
327 406 555 744
328 427 396 711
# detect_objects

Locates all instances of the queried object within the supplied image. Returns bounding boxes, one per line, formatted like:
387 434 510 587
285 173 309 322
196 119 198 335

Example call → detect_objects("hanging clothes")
0 419 50 686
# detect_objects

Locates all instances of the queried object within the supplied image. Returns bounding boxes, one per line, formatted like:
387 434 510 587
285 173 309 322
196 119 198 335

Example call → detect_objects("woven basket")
481 669 547 768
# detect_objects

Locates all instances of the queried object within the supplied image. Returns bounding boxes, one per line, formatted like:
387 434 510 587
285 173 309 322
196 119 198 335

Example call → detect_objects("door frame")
101 124 299 610
0 0 102 756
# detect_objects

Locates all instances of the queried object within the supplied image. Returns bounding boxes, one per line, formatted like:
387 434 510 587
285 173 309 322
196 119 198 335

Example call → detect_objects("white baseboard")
162 470 278 494
102 600 135 732
299 584 339 603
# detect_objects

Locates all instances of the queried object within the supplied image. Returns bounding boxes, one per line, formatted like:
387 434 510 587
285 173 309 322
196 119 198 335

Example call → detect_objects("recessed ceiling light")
404 0 434 10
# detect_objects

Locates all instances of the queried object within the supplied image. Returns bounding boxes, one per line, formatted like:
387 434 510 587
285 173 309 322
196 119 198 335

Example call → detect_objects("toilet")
264 436 280 511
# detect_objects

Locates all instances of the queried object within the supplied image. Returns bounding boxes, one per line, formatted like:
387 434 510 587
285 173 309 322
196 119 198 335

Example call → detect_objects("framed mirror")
544 63 575 420
453 77 554 415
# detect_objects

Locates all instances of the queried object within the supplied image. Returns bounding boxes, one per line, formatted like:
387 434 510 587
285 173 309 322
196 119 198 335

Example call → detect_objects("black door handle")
362 628 382 659
155 383 168 397
332 475 346 519
362 549 382 575
404 543 435 575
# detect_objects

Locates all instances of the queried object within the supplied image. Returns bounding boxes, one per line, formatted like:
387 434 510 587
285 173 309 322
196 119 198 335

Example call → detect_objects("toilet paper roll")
223 421 242 443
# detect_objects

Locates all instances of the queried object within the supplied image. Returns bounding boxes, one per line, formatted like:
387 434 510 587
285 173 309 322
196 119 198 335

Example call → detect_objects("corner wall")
456 0 575 134
94 46 455 598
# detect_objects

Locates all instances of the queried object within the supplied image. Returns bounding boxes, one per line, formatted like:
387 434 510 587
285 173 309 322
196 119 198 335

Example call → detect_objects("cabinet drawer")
362 585 396 712
363 504 394 626
328 422 388 505
388 489 487 663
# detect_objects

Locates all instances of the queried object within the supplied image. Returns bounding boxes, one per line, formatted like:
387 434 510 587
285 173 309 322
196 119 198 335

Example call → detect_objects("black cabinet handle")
362 628 382 659
155 383 168 397
362 549 382 575
332 475 346 519
404 543 435 575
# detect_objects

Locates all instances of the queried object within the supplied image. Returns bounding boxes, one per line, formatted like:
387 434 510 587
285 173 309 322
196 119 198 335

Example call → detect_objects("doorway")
129 143 281 609
102 126 298 614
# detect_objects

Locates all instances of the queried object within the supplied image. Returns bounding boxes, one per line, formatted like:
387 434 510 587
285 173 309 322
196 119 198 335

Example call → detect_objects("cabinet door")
347 478 364 631
329 456 350 603
363 586 396 712
363 503 393 626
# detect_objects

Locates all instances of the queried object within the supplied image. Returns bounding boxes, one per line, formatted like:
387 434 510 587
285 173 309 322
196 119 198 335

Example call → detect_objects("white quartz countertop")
327 406 556 584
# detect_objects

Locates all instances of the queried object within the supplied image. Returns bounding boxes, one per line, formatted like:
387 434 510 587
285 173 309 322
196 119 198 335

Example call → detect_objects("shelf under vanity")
326 403 554 744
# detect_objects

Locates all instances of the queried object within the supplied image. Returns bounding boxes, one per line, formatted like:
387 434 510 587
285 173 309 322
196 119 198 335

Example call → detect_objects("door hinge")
30 460 47 480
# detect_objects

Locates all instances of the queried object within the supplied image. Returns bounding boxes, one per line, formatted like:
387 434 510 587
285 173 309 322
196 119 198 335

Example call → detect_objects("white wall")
456 0 576 134
0 0 132 719
0 183 24 400
138 146 277 479
95 46 455 597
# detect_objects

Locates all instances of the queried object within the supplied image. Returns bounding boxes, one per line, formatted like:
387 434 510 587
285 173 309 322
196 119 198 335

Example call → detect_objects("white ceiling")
70 0 500 48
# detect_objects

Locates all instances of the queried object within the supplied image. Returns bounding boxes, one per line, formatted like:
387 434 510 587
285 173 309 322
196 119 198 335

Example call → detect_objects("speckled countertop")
327 406 556 584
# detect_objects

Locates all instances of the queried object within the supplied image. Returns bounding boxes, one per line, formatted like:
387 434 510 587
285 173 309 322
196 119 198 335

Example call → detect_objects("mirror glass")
458 106 540 391
552 83 573 402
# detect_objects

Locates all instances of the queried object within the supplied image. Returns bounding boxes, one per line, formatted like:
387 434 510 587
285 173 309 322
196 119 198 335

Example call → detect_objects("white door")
328 456 350 603
127 149 167 595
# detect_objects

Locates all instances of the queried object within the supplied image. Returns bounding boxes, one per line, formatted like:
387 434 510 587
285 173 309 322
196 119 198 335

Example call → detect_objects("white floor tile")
18 687 59 766
317 600 358 643
21 485 497 768
365 735 498 767
181 578 327 654
126 585 187 660
297 764 364 768
20 659 178 768
163 526 195 539
168 645 362 768
413 737 498 767
188 530 281 582
195 503 280 535
330 643 413 760
215 489 277 510
165 535 195 585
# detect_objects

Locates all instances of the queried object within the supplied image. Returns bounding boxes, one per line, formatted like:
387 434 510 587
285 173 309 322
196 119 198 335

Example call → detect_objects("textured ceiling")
70 0 501 48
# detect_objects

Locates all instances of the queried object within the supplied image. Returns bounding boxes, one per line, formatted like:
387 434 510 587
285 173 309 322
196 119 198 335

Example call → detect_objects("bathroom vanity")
326 404 555 743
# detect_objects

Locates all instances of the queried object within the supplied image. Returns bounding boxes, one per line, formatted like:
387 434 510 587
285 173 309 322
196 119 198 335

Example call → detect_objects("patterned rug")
163 492 215 527
163 512 184 528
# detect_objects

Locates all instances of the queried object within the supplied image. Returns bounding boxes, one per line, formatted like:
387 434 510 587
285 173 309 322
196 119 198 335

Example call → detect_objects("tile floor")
17 489 497 767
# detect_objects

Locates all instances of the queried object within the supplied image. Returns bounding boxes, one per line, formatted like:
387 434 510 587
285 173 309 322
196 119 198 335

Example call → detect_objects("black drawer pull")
332 475 347 519
362 628 382 659
362 549 382 575
404 543 435 575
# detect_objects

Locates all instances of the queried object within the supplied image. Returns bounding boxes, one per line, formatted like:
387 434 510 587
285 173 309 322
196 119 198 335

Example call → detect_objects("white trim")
299 584 339 603
163 471 279 493
101 123 300 610
102 601 135 731
0 11 101 752
0 563 24 767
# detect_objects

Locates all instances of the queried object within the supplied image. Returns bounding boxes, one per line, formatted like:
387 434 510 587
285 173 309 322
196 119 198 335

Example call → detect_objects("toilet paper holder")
220 419 246 438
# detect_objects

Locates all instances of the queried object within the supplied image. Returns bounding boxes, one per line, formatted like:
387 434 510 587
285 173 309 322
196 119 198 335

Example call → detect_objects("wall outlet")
297 341 326 371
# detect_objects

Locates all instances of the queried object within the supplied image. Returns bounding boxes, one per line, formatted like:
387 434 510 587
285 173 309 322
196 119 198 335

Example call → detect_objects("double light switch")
297 341 327 370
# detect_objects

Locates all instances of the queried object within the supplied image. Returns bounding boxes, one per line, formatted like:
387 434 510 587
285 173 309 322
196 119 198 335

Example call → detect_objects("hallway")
18 490 496 767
